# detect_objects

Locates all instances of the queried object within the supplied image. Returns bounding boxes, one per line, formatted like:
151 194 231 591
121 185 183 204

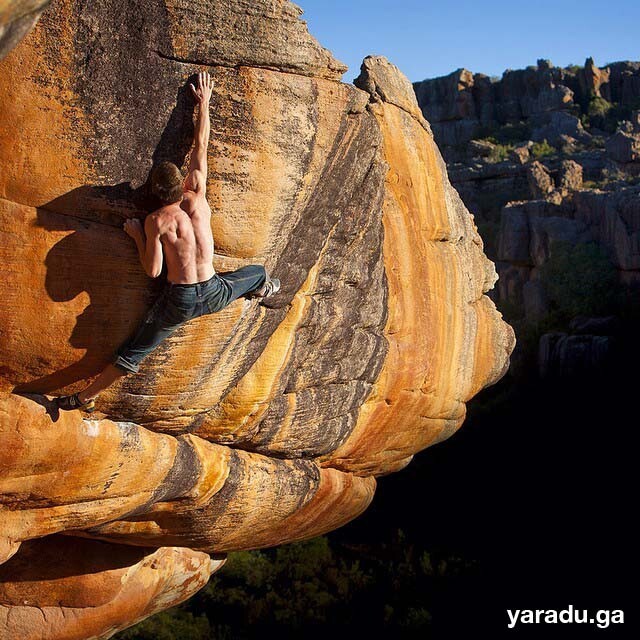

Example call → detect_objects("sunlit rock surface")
0 537 222 640
0 1 514 637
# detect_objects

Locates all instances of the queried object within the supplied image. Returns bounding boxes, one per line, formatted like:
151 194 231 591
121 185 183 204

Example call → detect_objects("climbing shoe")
55 393 96 413
252 278 281 299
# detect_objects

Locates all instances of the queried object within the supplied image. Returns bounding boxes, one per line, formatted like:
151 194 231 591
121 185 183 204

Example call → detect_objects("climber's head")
151 161 184 204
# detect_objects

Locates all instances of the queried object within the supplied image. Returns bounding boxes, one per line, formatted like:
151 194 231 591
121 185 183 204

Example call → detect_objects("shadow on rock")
13 77 202 396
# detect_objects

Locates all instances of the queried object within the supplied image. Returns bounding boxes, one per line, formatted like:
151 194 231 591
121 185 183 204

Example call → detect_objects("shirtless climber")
55 71 280 412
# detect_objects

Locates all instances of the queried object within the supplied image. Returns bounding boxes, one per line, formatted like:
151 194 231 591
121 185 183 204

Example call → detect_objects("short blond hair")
151 161 183 204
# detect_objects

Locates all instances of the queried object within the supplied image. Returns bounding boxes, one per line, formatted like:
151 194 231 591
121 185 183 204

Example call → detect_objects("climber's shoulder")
181 190 210 216
184 168 206 195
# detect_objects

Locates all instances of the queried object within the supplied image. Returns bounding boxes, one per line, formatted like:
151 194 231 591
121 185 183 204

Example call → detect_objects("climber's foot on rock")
252 278 281 299
55 393 95 413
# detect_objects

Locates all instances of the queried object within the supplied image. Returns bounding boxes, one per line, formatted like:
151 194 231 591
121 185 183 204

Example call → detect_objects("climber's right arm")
186 71 213 195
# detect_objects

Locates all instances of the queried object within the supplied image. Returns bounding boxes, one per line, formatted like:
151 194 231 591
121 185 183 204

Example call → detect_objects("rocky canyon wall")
0 1 514 637
415 59 640 378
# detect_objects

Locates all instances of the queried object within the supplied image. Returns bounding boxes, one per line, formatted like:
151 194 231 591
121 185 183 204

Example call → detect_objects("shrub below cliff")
539 241 618 322
117 534 474 639
531 139 556 159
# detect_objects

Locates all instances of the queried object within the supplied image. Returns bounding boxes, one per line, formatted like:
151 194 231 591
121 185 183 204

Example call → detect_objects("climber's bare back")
152 190 214 285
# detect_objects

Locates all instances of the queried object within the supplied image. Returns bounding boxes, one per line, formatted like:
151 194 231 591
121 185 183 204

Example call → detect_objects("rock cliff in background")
414 58 640 379
0 1 513 637
414 58 640 151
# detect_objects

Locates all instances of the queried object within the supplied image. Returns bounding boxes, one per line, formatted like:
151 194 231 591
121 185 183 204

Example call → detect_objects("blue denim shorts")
114 264 267 374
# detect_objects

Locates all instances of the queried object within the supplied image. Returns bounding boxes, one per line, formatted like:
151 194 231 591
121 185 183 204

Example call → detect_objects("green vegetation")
581 94 640 133
494 240 621 380
117 610 210 640
486 143 513 163
582 167 640 191
539 240 618 321
587 95 613 120
116 534 475 639
531 139 555 159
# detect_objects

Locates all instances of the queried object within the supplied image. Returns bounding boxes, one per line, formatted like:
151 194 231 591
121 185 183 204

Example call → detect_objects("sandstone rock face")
0 537 222 640
530 111 591 147
0 1 513 636
414 57 640 382
0 0 50 59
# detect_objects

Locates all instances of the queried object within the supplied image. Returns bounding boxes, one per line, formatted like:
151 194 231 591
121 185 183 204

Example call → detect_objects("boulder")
605 129 640 163
527 161 556 199
510 143 532 165
529 216 590 266
469 138 497 158
498 203 531 264
523 280 549 323
557 134 578 154
413 67 477 122
431 118 480 147
558 159 583 194
496 62 574 120
608 61 640 107
494 262 531 308
472 73 496 125
579 57 611 101
0 1 514 636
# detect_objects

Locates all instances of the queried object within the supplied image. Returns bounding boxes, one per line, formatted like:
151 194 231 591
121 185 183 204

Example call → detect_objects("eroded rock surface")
0 537 222 640
0 0 50 59
0 1 513 637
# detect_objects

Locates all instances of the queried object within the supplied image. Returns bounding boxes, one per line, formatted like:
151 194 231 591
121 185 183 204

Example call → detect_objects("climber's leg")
112 286 194 374
76 365 125 404
55 363 125 411
56 287 194 410
221 265 269 303
220 265 279 303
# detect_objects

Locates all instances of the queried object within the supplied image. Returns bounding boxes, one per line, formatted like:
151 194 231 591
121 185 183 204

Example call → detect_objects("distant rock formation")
414 58 640 149
414 58 640 379
0 2 513 637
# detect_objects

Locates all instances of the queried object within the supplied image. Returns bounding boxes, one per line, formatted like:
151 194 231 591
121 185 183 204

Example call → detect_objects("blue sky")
297 0 640 83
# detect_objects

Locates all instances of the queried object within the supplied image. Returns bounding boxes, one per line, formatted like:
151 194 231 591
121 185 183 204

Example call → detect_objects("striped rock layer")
0 1 515 638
